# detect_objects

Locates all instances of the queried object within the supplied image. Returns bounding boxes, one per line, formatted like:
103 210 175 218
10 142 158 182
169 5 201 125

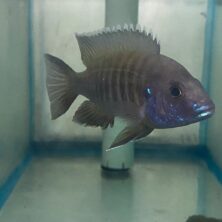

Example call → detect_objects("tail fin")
44 54 78 120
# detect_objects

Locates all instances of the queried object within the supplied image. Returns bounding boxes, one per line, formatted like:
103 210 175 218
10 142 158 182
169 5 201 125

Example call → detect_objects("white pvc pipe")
101 0 138 170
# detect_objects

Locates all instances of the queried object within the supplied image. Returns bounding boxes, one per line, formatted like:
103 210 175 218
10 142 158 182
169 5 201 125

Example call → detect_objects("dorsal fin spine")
75 24 160 67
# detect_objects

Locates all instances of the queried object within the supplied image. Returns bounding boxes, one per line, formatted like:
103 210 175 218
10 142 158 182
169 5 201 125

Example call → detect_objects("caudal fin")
44 54 78 120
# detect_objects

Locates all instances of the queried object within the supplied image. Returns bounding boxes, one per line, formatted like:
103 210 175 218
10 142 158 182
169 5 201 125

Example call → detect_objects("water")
0 0 222 221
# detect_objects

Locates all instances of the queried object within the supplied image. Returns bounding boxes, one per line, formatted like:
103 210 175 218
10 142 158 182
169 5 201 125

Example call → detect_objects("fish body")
45 25 215 149
77 52 152 121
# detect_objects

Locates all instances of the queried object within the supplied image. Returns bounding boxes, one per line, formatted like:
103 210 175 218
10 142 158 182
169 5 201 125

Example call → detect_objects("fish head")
143 55 215 128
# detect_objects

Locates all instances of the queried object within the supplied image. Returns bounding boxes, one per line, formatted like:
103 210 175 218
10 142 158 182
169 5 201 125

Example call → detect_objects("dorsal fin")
75 24 160 67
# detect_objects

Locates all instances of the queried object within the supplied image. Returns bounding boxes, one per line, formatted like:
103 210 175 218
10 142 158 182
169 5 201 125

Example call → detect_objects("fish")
44 24 215 149
186 215 222 222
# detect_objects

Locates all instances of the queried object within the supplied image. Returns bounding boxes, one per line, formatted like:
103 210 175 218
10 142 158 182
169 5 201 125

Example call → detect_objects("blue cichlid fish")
45 24 215 149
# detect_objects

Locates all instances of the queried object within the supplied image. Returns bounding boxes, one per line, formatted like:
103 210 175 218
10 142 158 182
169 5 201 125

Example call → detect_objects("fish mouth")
195 104 215 120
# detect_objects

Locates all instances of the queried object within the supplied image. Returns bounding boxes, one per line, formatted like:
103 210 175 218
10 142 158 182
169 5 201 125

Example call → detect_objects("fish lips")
194 102 215 121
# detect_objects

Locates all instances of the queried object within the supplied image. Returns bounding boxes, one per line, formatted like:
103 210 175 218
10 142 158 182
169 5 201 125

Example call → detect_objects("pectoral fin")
73 100 114 129
109 124 153 150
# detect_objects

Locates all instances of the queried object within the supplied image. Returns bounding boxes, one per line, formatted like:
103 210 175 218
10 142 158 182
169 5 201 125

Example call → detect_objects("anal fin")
109 123 153 150
73 101 114 129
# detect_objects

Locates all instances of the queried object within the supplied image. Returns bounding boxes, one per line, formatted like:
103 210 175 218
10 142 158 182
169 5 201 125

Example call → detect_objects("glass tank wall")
0 0 30 190
207 0 222 169
0 0 222 222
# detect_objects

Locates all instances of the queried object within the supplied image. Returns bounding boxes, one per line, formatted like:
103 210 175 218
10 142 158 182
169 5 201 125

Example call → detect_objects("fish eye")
170 86 182 97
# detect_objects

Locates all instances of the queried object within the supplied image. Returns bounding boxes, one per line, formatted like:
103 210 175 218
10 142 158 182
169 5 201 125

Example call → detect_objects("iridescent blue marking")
146 95 188 128
195 105 209 112
192 103 198 109
192 103 209 113
177 116 184 121
146 87 152 96
146 94 214 128
198 111 211 118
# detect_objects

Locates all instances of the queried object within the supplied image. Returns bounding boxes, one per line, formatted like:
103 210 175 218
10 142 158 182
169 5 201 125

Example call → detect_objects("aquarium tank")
0 0 222 222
